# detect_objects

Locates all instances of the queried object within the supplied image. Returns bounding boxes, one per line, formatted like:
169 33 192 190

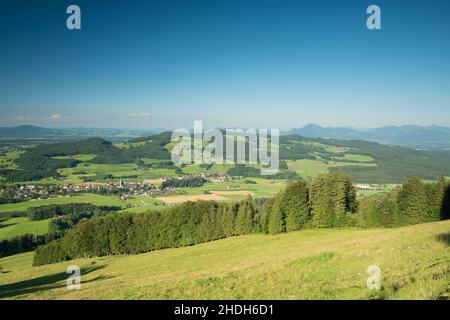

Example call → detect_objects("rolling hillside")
3 132 450 183
0 125 164 142
289 124 450 150
0 220 448 300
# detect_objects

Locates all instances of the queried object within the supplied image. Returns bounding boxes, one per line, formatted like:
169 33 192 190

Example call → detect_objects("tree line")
0 234 53 258
0 203 120 258
27 203 120 221
161 176 207 189
359 176 449 227
34 172 450 266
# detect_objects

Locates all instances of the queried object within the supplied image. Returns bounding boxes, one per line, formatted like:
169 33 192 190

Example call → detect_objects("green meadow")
179 178 285 197
0 220 448 299
0 151 23 170
53 154 97 162
289 140 350 154
0 217 51 240
331 154 375 162
0 252 34 272
0 194 126 213
58 162 178 184
286 159 377 180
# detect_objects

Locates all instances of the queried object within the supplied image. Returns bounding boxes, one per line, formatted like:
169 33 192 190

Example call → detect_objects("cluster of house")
0 184 68 202
354 183 402 191
184 172 232 183
0 172 234 203
0 180 185 202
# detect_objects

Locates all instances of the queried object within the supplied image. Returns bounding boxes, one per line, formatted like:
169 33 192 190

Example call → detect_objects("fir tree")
280 180 310 231
234 197 255 235
268 195 285 234
398 177 428 225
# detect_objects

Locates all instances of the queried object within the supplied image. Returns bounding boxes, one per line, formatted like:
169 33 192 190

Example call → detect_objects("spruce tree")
280 180 310 231
268 195 285 234
234 197 255 235
310 172 357 227
441 181 450 220
424 177 446 222
398 177 428 225
258 198 273 234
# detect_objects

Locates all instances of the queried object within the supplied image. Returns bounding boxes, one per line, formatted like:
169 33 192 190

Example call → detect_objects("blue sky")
0 0 449 129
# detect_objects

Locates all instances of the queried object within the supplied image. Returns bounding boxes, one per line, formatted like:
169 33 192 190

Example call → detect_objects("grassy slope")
0 220 448 300
0 217 51 240
0 252 34 271
286 159 377 180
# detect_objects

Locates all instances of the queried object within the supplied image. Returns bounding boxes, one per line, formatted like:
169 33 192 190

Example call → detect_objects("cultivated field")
209 190 255 196
0 220 448 300
157 194 228 204
157 190 256 204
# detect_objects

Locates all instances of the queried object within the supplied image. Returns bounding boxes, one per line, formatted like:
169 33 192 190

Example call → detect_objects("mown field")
286 159 377 180
0 220 448 300
0 217 51 240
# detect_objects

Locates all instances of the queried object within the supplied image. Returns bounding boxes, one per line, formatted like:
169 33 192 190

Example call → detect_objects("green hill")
3 132 450 183
0 220 448 300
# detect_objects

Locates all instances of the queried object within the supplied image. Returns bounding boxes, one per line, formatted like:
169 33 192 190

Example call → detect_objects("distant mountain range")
0 125 164 143
288 124 450 150
1 124 450 150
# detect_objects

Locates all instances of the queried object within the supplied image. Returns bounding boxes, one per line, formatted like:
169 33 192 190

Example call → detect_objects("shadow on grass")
0 265 112 298
0 217 17 229
0 223 17 229
436 233 450 246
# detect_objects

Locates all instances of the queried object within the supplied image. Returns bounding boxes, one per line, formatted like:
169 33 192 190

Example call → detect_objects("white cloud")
126 112 151 118
14 115 31 121
49 114 63 121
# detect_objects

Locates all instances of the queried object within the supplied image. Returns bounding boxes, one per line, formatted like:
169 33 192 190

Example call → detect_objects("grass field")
181 178 285 198
58 162 178 184
331 154 375 162
0 151 23 171
288 140 350 154
0 220 448 300
0 217 51 240
0 252 34 272
286 159 377 180
0 194 127 213
53 154 97 161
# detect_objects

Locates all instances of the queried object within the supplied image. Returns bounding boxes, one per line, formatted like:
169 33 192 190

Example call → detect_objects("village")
0 172 233 203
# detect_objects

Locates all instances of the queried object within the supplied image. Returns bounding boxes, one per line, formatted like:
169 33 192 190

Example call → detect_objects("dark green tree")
279 180 310 231
268 195 285 234
441 181 450 220
310 172 357 227
234 197 255 235
397 177 428 225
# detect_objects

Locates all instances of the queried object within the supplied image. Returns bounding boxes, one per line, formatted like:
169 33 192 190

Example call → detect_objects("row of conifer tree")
33 172 450 266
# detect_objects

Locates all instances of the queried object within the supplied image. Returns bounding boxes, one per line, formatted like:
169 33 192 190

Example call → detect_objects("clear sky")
0 0 449 129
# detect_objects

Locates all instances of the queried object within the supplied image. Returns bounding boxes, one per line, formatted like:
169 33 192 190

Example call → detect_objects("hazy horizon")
2 122 450 131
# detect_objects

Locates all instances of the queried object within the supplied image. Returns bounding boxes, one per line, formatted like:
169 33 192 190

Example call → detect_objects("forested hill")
0 125 164 142
1 133 172 182
280 135 450 182
2 131 450 183
288 124 450 150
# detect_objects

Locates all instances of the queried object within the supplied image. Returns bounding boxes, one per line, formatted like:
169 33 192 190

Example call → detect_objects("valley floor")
0 221 449 300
